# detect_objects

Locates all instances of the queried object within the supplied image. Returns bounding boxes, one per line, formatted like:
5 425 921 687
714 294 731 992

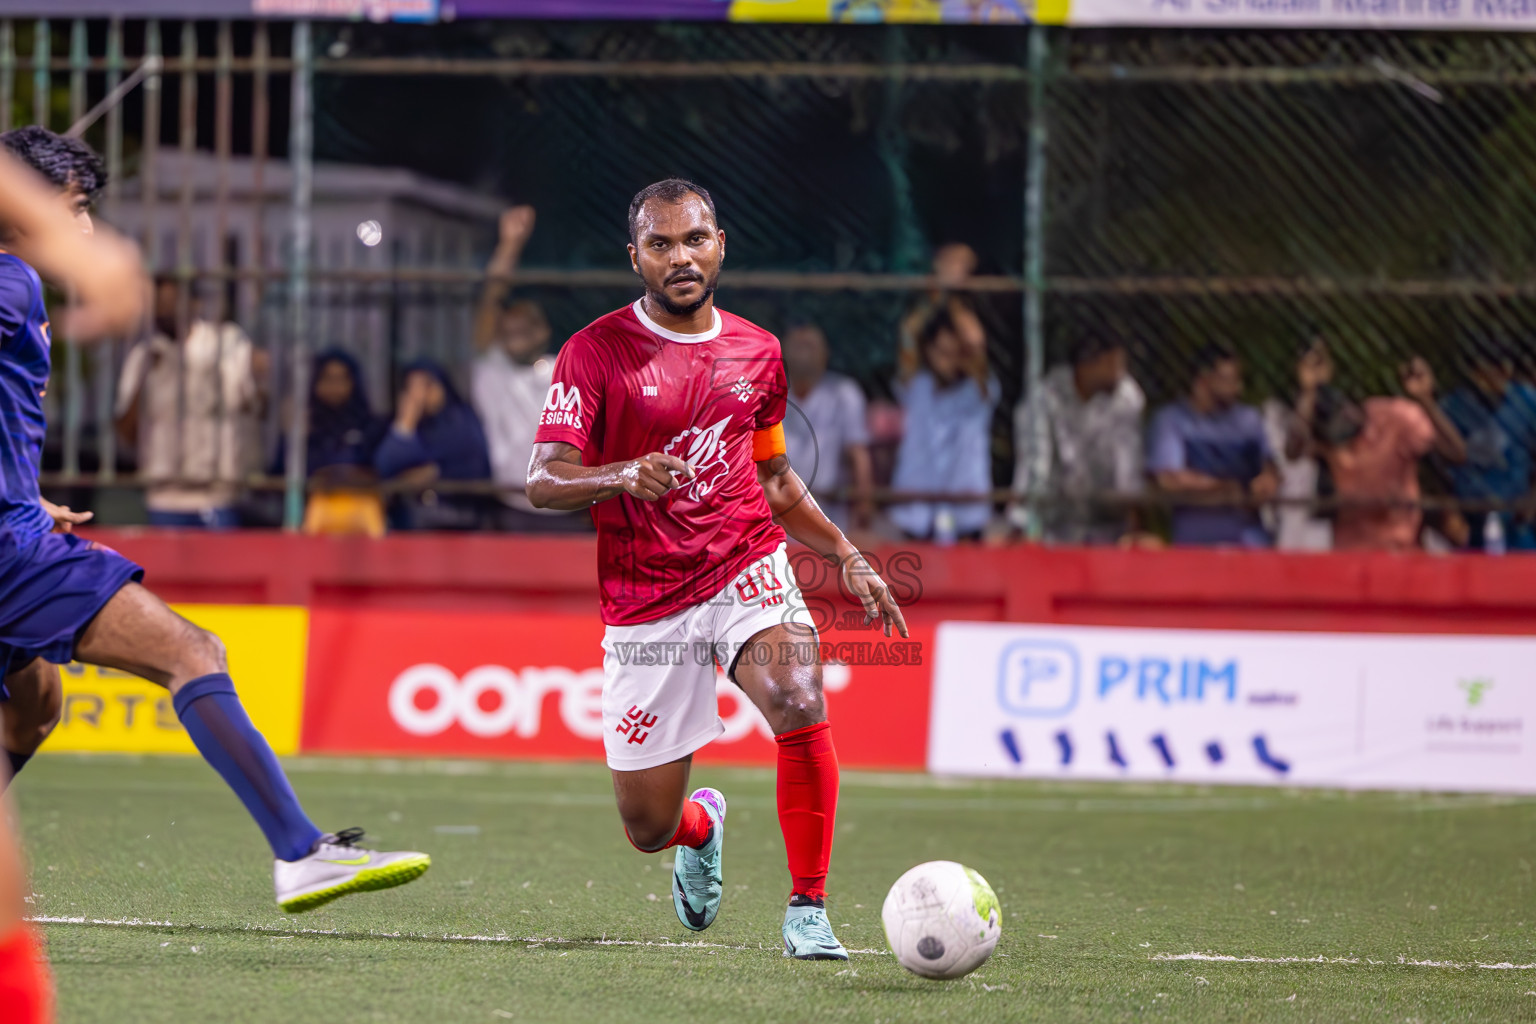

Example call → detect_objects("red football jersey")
534 300 789 626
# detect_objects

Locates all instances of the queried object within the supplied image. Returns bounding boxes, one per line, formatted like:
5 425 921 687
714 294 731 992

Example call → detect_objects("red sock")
776 721 839 901
0 924 53 1024
625 798 712 852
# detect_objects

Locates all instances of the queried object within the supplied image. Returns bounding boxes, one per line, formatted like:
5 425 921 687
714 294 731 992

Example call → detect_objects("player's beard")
652 270 719 317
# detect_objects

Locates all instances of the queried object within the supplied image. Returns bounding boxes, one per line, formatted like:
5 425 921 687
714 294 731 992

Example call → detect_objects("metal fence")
9 17 1536 541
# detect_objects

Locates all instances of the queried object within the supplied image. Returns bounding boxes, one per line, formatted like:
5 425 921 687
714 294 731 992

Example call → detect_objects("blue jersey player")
0 126 430 912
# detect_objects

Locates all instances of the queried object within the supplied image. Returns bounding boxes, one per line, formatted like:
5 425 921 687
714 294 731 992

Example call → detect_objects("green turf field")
12 754 1536 1023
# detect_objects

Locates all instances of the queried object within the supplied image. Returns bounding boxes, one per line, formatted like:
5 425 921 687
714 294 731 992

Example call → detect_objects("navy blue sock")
173 673 323 862
3 749 29 787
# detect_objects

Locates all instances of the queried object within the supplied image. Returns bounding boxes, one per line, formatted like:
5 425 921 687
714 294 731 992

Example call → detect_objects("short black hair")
628 178 716 245
0 125 106 201
1192 342 1238 376
1462 330 1516 372
1069 332 1126 368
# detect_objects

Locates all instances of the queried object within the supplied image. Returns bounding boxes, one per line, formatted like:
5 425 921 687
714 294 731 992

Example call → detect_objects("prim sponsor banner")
1063 0 1536 30
47 605 309 756
931 621 1536 792
302 607 931 767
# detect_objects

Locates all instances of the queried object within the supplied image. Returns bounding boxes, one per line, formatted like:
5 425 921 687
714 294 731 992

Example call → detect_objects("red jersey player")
528 179 907 960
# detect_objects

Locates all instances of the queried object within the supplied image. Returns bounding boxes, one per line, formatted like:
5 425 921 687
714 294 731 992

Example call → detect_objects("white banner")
930 621 1536 792
1065 0 1536 30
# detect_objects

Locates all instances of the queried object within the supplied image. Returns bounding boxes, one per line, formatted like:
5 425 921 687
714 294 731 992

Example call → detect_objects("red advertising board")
302 607 932 769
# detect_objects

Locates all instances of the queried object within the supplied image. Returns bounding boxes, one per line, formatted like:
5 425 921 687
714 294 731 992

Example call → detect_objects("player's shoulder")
0 252 42 301
555 306 644 366
717 307 780 349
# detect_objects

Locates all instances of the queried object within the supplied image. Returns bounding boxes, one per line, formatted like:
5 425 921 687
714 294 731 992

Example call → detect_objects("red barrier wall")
87 528 1536 636
81 530 1536 766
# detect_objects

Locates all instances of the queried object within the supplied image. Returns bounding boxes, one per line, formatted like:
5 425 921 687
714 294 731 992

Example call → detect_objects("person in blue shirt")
1440 341 1536 550
888 305 1000 542
375 358 494 530
1147 343 1279 547
0 126 428 910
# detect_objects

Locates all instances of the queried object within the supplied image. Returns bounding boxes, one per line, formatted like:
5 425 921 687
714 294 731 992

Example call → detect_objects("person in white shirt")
1261 339 1334 552
1011 333 1146 544
470 206 588 532
115 277 261 529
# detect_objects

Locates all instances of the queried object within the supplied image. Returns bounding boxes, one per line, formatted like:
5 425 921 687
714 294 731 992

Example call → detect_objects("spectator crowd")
105 209 1536 554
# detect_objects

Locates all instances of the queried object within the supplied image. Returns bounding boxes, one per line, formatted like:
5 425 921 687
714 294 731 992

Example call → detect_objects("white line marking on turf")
28 916 888 954
1153 952 1536 970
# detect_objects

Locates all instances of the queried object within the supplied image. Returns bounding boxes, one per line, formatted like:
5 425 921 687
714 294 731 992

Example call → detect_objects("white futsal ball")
881 860 1001 980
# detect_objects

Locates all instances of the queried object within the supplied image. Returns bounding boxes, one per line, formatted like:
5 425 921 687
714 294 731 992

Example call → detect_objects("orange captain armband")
752 422 787 463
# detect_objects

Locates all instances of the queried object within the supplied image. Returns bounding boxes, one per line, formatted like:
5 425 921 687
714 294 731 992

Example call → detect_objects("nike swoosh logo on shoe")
682 900 709 928
321 855 371 866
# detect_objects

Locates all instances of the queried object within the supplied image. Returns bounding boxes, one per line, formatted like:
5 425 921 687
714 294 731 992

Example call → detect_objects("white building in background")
113 149 502 408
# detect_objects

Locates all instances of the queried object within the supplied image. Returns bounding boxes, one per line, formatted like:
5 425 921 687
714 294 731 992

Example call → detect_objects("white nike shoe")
274 828 431 913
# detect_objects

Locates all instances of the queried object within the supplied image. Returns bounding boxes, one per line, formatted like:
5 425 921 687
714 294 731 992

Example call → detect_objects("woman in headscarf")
304 349 385 478
269 349 388 534
375 358 494 530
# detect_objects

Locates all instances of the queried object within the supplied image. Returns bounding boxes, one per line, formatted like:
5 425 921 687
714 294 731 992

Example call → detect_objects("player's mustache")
665 271 704 285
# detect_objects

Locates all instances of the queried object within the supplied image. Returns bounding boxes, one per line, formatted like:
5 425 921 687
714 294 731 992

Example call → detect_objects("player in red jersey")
528 179 908 960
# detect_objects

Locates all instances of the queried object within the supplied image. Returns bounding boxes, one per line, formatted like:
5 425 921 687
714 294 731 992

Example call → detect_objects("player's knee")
2 665 62 754
621 809 679 852
6 709 57 756
625 820 676 852
184 626 228 677
764 680 825 733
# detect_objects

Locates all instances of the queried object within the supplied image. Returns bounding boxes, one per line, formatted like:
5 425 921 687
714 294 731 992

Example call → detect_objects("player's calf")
75 583 432 904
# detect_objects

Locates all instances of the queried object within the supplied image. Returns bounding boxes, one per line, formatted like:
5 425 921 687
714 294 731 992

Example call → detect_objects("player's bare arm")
0 150 143 339
527 440 695 510
756 450 909 639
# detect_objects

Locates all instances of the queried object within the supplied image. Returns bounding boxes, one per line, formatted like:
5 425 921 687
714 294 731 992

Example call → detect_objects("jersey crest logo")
540 381 583 430
730 377 755 402
663 415 732 502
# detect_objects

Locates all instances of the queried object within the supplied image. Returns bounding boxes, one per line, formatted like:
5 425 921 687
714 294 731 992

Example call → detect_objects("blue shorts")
0 532 143 696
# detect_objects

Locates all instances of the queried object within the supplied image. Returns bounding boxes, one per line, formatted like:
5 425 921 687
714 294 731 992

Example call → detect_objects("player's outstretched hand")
840 550 909 639
0 151 146 339
57 229 146 341
41 498 92 534
620 453 695 501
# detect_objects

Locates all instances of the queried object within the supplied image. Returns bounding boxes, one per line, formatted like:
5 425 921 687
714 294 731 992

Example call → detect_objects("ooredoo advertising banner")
930 621 1536 793
302 607 931 768
48 605 309 756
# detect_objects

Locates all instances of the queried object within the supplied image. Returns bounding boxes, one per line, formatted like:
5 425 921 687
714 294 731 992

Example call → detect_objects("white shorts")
600 543 817 771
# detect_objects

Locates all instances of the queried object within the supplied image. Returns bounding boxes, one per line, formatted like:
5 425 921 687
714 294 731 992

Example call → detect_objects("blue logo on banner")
996 640 1080 717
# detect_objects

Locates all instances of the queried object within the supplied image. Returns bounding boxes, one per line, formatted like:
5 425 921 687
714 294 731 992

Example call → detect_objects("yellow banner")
728 0 1030 22
46 605 309 756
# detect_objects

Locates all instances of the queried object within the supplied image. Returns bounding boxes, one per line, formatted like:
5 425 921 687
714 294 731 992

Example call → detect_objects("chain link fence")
8 16 1533 544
